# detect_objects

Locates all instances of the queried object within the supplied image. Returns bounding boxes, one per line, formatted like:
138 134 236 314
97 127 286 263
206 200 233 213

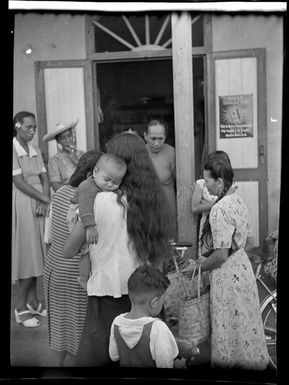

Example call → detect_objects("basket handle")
172 254 194 299
172 253 180 273
172 254 202 299
187 264 202 298
187 263 197 291
197 264 202 298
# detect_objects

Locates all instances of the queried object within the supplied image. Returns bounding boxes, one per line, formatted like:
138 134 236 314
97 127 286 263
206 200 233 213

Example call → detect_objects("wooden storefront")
13 11 282 250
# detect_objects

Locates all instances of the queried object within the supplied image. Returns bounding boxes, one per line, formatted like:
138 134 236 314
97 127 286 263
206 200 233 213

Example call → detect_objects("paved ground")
9 276 211 368
8 255 277 377
10 277 60 367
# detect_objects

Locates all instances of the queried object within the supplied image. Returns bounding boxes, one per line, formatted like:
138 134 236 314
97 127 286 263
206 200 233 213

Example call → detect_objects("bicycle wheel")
260 289 277 369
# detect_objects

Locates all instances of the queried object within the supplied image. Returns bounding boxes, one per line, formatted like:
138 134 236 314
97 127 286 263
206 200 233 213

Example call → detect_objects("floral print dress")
209 193 269 370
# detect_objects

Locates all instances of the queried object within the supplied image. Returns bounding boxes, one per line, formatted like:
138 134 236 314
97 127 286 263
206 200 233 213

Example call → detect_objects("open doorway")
96 56 205 177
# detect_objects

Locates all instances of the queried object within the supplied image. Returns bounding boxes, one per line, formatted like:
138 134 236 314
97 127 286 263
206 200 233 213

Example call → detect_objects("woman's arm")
40 172 50 197
199 248 229 272
191 183 213 214
48 156 64 192
63 220 86 258
182 248 229 275
13 174 50 203
35 172 51 216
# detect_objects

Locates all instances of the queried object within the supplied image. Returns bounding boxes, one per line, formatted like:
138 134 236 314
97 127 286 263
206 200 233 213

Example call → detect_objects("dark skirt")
76 295 131 367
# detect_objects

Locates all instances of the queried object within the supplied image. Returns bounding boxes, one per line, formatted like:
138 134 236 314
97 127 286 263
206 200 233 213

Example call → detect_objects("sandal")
26 303 47 317
15 309 41 327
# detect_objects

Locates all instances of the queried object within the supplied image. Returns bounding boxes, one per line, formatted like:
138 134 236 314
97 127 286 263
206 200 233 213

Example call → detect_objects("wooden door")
34 60 98 165
207 49 268 249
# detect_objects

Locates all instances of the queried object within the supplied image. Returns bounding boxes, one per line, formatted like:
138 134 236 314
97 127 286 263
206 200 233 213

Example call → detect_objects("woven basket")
177 263 211 346
164 270 199 324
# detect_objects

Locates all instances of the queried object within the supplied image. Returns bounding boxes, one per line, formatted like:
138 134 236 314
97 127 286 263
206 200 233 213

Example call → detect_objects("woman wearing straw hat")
42 119 85 192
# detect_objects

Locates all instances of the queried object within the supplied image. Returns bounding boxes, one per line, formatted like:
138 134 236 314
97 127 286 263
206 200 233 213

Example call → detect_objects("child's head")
127 265 170 317
69 150 103 187
93 153 127 192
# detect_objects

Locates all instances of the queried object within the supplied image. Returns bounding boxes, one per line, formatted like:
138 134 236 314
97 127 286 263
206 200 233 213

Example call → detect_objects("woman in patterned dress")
195 154 269 370
43 150 102 366
12 111 50 327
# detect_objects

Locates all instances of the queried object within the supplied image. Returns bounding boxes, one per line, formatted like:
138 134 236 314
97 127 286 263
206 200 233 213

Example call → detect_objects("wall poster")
219 94 253 138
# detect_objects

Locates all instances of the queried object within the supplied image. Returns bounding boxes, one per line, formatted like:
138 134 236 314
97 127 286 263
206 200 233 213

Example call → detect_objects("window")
93 13 204 53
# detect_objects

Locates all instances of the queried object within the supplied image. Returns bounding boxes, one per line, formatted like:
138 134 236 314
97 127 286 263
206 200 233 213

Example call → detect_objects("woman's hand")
180 259 200 279
42 195 51 205
35 200 50 216
13 174 50 203
199 249 229 272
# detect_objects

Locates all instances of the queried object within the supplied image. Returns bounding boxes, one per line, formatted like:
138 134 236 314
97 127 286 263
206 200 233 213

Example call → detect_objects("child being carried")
67 152 127 290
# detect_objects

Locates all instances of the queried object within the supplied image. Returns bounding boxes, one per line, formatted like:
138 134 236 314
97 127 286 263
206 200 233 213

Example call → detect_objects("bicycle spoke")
260 289 277 369
264 325 276 334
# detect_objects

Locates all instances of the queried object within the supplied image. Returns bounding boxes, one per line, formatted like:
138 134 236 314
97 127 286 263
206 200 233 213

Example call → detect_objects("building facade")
13 11 284 249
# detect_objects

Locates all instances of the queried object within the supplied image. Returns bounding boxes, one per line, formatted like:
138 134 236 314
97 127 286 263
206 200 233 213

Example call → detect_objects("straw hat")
42 118 79 142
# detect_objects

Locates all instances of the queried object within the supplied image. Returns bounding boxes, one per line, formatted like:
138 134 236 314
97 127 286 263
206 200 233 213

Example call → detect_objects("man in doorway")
144 118 177 240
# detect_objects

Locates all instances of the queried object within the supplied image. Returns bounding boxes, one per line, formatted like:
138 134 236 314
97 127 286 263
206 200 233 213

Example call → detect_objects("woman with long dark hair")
106 130 170 268
63 131 170 366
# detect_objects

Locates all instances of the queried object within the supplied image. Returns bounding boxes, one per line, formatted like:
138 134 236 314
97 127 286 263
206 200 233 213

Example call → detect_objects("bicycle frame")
254 263 277 369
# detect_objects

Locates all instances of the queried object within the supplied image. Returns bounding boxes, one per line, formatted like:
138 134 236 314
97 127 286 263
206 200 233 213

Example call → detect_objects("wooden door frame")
84 13 213 60
206 48 268 248
34 59 97 164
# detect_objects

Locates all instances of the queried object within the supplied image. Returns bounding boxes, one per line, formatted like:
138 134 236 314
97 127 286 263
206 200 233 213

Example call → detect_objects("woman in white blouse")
12 111 50 327
63 131 170 366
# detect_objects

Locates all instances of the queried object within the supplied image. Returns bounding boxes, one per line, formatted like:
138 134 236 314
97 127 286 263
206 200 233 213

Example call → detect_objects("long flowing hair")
105 132 170 267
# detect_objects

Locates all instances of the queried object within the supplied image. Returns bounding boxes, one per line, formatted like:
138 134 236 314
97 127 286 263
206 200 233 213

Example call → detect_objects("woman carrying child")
63 131 171 366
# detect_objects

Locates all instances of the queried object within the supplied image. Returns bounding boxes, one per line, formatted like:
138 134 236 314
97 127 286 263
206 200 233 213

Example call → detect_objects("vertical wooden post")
172 12 195 243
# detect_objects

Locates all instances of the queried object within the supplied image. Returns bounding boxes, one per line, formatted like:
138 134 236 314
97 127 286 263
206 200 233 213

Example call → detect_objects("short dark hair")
128 265 170 304
146 117 168 136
